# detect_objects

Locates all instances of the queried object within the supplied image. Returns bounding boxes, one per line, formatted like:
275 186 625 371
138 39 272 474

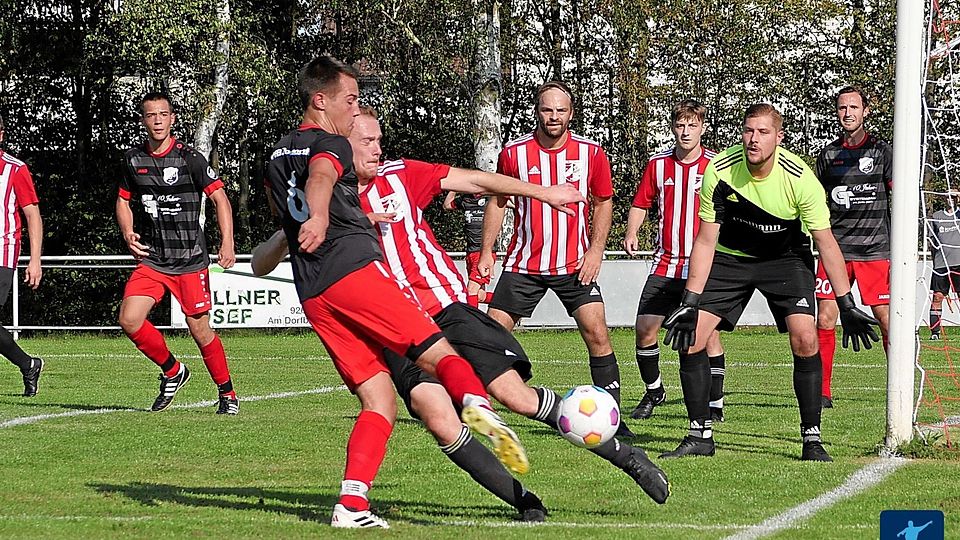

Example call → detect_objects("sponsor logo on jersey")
563 161 583 184
270 147 310 160
378 193 404 222
664 178 675 186
859 156 875 174
136 168 149 174
162 167 179 186
528 165 541 176
832 183 879 209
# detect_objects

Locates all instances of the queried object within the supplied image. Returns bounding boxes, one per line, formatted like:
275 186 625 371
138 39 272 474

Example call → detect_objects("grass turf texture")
0 328 955 539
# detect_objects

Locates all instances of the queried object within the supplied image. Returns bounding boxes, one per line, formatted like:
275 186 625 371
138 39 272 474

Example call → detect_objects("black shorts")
637 274 686 317
0 267 13 308
930 269 960 295
387 303 533 418
490 271 603 318
700 251 816 333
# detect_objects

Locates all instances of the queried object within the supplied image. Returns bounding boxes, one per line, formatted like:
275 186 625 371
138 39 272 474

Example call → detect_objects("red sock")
467 294 479 307
128 321 179 377
434 355 489 407
482 292 492 305
818 328 836 399
339 410 393 511
199 335 231 386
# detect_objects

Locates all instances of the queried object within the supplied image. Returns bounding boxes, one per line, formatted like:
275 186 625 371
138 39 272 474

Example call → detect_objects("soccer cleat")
630 389 666 419
462 404 530 474
517 491 548 522
21 357 43 397
330 503 390 528
621 447 670 504
659 435 716 459
216 395 239 415
710 407 725 423
801 440 833 462
615 422 637 439
821 396 833 409
150 364 191 412
931 333 941 341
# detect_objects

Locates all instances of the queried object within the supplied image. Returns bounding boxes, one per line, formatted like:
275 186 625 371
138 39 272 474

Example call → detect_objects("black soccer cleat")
931 333 941 341
801 440 833 462
659 435 716 459
21 357 43 397
710 407 725 423
615 422 637 439
151 364 191 412
821 396 834 409
630 389 666 420
517 491 548 522
621 447 670 504
216 395 239 415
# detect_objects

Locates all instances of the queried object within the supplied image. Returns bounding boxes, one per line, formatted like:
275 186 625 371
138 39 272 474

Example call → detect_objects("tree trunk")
194 0 230 160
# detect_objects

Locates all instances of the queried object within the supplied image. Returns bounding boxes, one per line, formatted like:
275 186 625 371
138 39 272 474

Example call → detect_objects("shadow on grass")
0 399 141 411
88 482 525 525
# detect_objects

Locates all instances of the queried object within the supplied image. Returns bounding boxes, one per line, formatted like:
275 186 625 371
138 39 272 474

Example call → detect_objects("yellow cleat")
462 405 530 474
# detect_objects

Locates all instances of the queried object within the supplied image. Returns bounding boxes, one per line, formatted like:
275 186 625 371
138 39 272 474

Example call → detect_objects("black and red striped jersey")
119 138 223 274
265 124 381 301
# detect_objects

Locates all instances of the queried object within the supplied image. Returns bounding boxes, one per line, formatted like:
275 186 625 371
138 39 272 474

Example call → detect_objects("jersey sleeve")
631 160 658 208
881 140 894 189
399 159 450 209
698 160 720 223
814 149 828 181
795 169 832 231
309 135 353 179
589 146 614 198
926 216 941 249
186 151 225 196
496 147 517 178
11 165 39 208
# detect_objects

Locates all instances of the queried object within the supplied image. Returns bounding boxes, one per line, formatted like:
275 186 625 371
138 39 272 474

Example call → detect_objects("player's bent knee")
410 385 463 445
488 373 538 416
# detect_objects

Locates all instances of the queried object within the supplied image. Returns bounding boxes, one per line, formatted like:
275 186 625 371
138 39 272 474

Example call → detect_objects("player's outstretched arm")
663 221 720 351
441 168 585 215
21 203 42 289
116 196 149 260
811 228 879 351
251 230 289 277
442 191 458 211
299 158 338 253
623 206 647 256
478 195 508 280
209 188 235 269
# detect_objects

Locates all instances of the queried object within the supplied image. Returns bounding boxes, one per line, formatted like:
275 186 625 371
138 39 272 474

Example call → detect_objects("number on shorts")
815 277 833 296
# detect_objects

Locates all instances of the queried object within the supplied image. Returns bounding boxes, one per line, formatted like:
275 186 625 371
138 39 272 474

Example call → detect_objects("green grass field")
0 328 956 539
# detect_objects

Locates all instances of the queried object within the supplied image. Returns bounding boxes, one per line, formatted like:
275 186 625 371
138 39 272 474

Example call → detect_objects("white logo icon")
590 287 601 296
162 167 179 186
796 298 810 308
858 157 875 174
206 166 217 179
504 350 517 357
832 185 852 209
528 166 541 176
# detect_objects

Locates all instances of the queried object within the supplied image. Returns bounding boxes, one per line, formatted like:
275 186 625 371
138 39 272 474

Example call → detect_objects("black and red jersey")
265 125 381 301
119 138 223 274
451 193 487 253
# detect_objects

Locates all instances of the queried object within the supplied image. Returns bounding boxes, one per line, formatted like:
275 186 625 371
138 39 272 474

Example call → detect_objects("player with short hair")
814 85 893 408
479 81 633 438
116 92 238 414
661 103 879 462
264 56 531 529
0 113 44 396
624 99 727 422
925 192 960 340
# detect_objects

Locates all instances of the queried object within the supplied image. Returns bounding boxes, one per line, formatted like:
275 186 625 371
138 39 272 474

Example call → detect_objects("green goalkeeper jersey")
699 145 831 259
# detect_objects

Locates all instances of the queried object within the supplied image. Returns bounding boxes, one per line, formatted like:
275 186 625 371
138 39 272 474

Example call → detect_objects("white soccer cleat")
330 503 390 529
462 404 530 474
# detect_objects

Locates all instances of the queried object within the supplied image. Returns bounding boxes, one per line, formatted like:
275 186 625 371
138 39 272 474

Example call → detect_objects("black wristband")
836 293 855 311
680 289 701 308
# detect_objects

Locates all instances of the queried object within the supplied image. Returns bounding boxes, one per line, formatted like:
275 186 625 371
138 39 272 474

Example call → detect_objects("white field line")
0 386 346 429
722 457 909 540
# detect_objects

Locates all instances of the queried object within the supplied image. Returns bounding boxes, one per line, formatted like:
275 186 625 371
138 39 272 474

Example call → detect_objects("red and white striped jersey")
631 146 715 279
359 159 468 316
0 151 39 269
497 132 614 275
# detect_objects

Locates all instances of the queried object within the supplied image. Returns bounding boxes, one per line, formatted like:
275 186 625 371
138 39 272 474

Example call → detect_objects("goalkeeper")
926 192 960 340
660 104 879 462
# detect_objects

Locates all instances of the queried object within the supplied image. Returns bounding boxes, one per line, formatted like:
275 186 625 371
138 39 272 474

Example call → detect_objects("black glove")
837 293 880 352
663 290 701 352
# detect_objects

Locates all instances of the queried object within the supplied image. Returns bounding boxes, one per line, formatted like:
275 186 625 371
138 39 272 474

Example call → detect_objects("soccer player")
623 99 727 422
442 191 494 307
925 192 960 340
479 81 633 438
661 103 878 462
814 86 893 408
0 113 44 396
252 107 669 506
116 92 238 415
264 56 531 529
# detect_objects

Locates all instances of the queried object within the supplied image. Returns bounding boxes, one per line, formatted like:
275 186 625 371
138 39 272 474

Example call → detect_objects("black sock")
931 309 942 334
532 387 561 430
679 350 711 437
709 353 725 408
589 436 634 468
635 344 662 391
217 380 234 395
441 425 526 508
159 354 177 374
0 325 32 370
793 353 822 428
589 353 621 405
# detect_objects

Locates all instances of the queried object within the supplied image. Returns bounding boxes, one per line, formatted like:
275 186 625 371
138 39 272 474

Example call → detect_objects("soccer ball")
557 385 620 448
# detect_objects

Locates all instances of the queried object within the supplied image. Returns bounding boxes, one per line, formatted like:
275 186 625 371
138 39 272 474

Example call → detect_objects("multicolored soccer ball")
557 385 620 448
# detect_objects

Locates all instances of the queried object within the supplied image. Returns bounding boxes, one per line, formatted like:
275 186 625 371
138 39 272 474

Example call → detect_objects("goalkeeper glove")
836 293 880 352
663 290 701 352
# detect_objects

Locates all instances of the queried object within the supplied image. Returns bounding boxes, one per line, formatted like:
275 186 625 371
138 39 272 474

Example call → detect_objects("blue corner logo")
880 510 944 540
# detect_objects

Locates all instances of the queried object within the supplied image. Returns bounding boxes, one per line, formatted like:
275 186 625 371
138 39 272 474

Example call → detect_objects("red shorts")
124 265 212 316
815 259 890 306
302 261 444 391
466 251 496 286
